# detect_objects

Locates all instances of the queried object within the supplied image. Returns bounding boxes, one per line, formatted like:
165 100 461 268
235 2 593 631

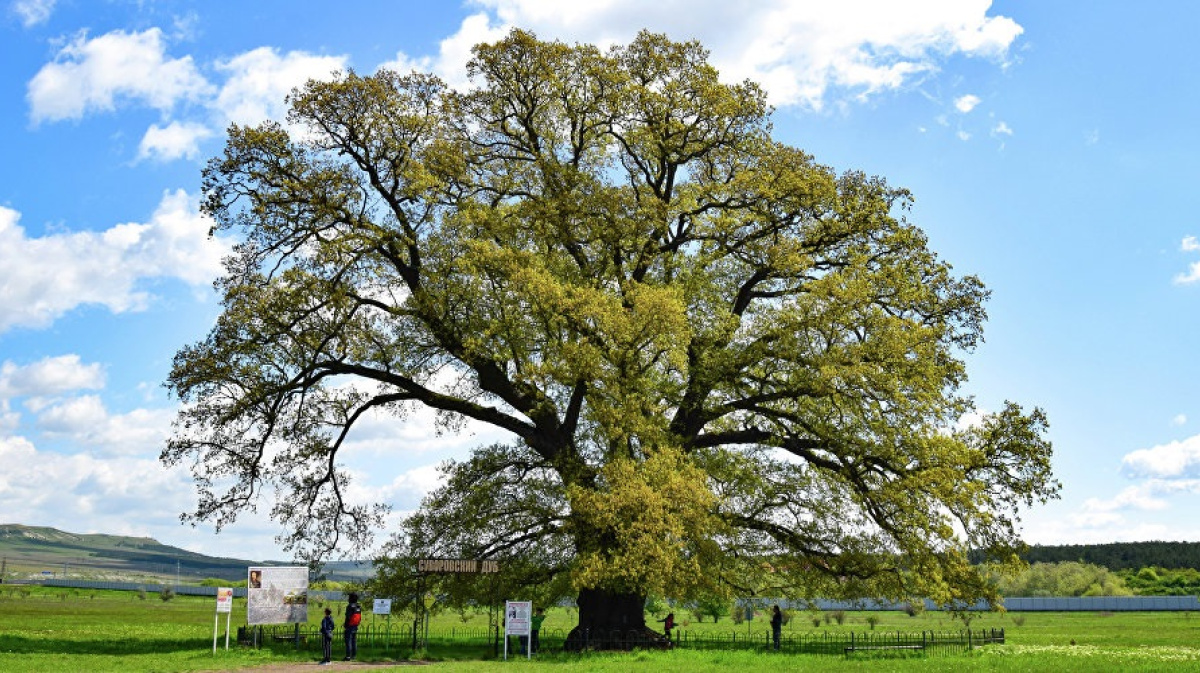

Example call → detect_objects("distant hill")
0 523 266 582
1021 541 1200 571
0 524 374 583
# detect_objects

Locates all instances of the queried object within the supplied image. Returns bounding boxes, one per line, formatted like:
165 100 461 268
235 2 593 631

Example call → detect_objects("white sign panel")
373 598 392 615
505 600 531 636
247 566 309 625
216 587 234 614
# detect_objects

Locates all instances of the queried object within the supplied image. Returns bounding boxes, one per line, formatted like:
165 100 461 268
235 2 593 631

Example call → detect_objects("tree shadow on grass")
0 634 216 657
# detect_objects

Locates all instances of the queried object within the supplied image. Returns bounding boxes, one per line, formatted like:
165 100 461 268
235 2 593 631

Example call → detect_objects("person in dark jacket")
319 607 335 664
771 604 783 650
343 593 362 660
659 612 675 640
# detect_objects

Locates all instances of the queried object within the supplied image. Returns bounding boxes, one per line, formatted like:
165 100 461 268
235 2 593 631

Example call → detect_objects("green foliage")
1120 566 1200 596
158 587 175 602
689 595 730 623
991 561 1132 597
165 28 1057 615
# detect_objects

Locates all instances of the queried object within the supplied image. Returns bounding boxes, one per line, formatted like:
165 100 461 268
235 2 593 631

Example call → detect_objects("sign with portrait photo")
246 566 309 625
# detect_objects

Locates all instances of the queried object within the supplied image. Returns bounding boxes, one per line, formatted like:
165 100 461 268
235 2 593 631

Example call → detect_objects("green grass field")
2 585 1199 671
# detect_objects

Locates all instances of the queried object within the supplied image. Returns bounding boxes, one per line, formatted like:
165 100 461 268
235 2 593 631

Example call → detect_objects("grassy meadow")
2 585 1200 671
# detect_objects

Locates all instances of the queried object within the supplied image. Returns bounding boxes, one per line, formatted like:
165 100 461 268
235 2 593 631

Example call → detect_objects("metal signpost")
373 598 392 652
213 587 233 654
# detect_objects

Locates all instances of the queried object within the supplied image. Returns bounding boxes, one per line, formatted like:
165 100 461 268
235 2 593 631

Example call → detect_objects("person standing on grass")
343 592 362 660
530 607 546 654
319 607 335 664
771 604 783 651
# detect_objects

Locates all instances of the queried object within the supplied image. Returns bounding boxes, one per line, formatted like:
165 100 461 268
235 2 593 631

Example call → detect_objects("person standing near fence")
659 612 675 641
343 593 362 661
771 605 782 650
319 607 334 664
530 607 546 654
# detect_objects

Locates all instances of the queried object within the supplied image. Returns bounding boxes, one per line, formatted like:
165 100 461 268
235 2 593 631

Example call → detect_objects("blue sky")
2 0 1198 563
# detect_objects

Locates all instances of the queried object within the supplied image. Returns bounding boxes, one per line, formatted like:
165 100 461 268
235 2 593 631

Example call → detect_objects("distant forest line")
1012 542 1200 571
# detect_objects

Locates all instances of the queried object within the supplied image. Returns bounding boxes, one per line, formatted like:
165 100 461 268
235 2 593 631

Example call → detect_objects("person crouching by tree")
659 612 675 641
343 593 362 660
320 607 335 664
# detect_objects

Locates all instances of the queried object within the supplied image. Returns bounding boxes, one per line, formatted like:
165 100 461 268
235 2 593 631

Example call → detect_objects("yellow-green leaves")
568 446 725 599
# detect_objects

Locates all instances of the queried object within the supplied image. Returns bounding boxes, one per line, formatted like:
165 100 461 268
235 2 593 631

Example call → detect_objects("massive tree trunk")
563 588 670 651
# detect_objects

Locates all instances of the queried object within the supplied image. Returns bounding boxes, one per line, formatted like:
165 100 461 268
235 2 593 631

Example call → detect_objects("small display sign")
216 587 234 613
505 600 531 636
373 598 392 615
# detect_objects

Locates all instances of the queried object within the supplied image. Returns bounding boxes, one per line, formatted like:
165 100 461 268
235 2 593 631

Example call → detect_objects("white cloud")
0 191 231 333
1177 236 1200 284
137 121 214 162
1176 263 1200 285
0 355 105 400
13 0 55 27
27 28 212 124
1081 484 1169 513
35 395 173 456
954 94 981 113
378 13 509 90
410 0 1022 108
1123 434 1200 478
213 47 347 126
992 121 1013 136
0 434 193 538
957 130 971 141
1173 414 1188 427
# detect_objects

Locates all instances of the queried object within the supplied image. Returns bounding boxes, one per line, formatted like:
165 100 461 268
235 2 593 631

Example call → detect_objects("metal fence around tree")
239 623 1003 658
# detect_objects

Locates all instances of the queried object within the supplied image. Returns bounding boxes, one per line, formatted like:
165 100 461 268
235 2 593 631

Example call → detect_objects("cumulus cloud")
213 47 347 126
1177 236 1200 285
954 94 981 113
449 0 1023 108
992 121 1013 136
1173 414 1188 427
34 394 174 456
137 121 215 162
1081 484 1169 513
27 28 212 124
0 434 193 536
0 354 105 400
1124 435 1200 478
0 191 231 333
378 13 509 90
13 0 55 27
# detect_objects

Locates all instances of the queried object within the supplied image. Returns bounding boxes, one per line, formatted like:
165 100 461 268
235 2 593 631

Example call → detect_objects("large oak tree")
164 30 1058 643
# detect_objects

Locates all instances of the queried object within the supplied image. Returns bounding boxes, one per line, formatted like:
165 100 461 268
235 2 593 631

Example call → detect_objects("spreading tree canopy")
164 29 1058 638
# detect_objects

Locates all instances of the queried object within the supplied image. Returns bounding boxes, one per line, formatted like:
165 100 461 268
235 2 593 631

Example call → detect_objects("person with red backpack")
343 593 362 660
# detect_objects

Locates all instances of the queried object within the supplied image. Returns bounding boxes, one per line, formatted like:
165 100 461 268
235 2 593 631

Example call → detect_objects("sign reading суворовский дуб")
417 559 499 573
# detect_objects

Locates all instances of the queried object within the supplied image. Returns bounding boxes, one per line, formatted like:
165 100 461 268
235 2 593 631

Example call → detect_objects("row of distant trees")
1018 541 1200 571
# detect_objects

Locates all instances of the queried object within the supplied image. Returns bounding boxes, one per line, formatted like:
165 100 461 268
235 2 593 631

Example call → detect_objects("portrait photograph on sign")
246 566 309 625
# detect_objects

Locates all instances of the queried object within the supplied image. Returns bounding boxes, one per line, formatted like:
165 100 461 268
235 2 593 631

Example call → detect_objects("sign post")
213 587 233 654
504 600 532 660
373 598 392 651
